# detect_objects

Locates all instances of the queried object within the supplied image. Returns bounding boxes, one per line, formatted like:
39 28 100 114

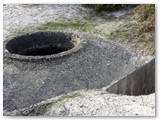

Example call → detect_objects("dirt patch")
4 90 155 116
95 21 125 35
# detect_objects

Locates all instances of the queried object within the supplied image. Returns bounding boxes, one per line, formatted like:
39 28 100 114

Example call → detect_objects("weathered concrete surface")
105 57 155 95
4 32 138 112
4 90 155 116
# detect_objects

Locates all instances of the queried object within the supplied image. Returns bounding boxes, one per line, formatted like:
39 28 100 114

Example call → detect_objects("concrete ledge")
106 57 155 95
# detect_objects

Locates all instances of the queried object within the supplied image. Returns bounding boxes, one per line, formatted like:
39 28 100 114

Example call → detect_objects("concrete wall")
106 58 155 95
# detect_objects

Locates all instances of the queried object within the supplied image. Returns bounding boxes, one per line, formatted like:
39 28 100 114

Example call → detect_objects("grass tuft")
38 22 84 30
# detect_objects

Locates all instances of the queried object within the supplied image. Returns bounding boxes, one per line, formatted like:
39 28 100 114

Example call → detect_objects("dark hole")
5 32 77 56
18 45 72 56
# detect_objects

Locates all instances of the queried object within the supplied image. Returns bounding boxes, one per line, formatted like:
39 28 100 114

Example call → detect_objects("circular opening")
4 31 86 61
6 32 80 57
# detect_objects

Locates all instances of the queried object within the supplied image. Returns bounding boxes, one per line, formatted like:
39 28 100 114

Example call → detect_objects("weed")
38 22 84 30
134 4 155 33
82 4 137 13
37 21 100 34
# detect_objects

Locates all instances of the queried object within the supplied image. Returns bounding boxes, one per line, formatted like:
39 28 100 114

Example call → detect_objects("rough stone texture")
3 4 87 38
4 90 155 116
105 57 155 95
4 32 138 111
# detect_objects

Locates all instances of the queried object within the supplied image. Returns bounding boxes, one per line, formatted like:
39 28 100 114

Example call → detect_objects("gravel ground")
4 90 155 116
3 4 86 38
37 91 155 116
3 4 155 116
42 91 155 116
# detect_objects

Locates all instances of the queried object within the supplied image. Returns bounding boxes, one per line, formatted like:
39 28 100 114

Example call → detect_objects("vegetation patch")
38 22 84 30
37 21 104 35
108 19 154 55
38 21 97 32
82 4 137 13
106 4 155 55
134 4 155 33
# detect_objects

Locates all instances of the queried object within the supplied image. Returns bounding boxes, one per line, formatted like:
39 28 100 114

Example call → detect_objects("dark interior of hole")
18 45 72 56
6 32 75 56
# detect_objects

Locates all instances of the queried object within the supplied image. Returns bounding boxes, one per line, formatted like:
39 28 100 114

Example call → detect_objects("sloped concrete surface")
4 32 137 111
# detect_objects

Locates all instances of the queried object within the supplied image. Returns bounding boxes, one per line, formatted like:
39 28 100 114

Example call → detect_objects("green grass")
8 20 107 39
37 21 103 34
109 24 154 43
38 22 85 30
109 30 131 40
107 20 154 55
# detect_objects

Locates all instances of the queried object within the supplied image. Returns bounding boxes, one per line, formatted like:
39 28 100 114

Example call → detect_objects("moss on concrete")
28 92 81 116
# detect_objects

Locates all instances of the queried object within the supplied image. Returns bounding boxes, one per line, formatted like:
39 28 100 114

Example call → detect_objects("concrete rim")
4 31 87 61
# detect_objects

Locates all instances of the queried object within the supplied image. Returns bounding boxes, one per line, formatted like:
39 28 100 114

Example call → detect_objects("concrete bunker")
3 31 155 114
